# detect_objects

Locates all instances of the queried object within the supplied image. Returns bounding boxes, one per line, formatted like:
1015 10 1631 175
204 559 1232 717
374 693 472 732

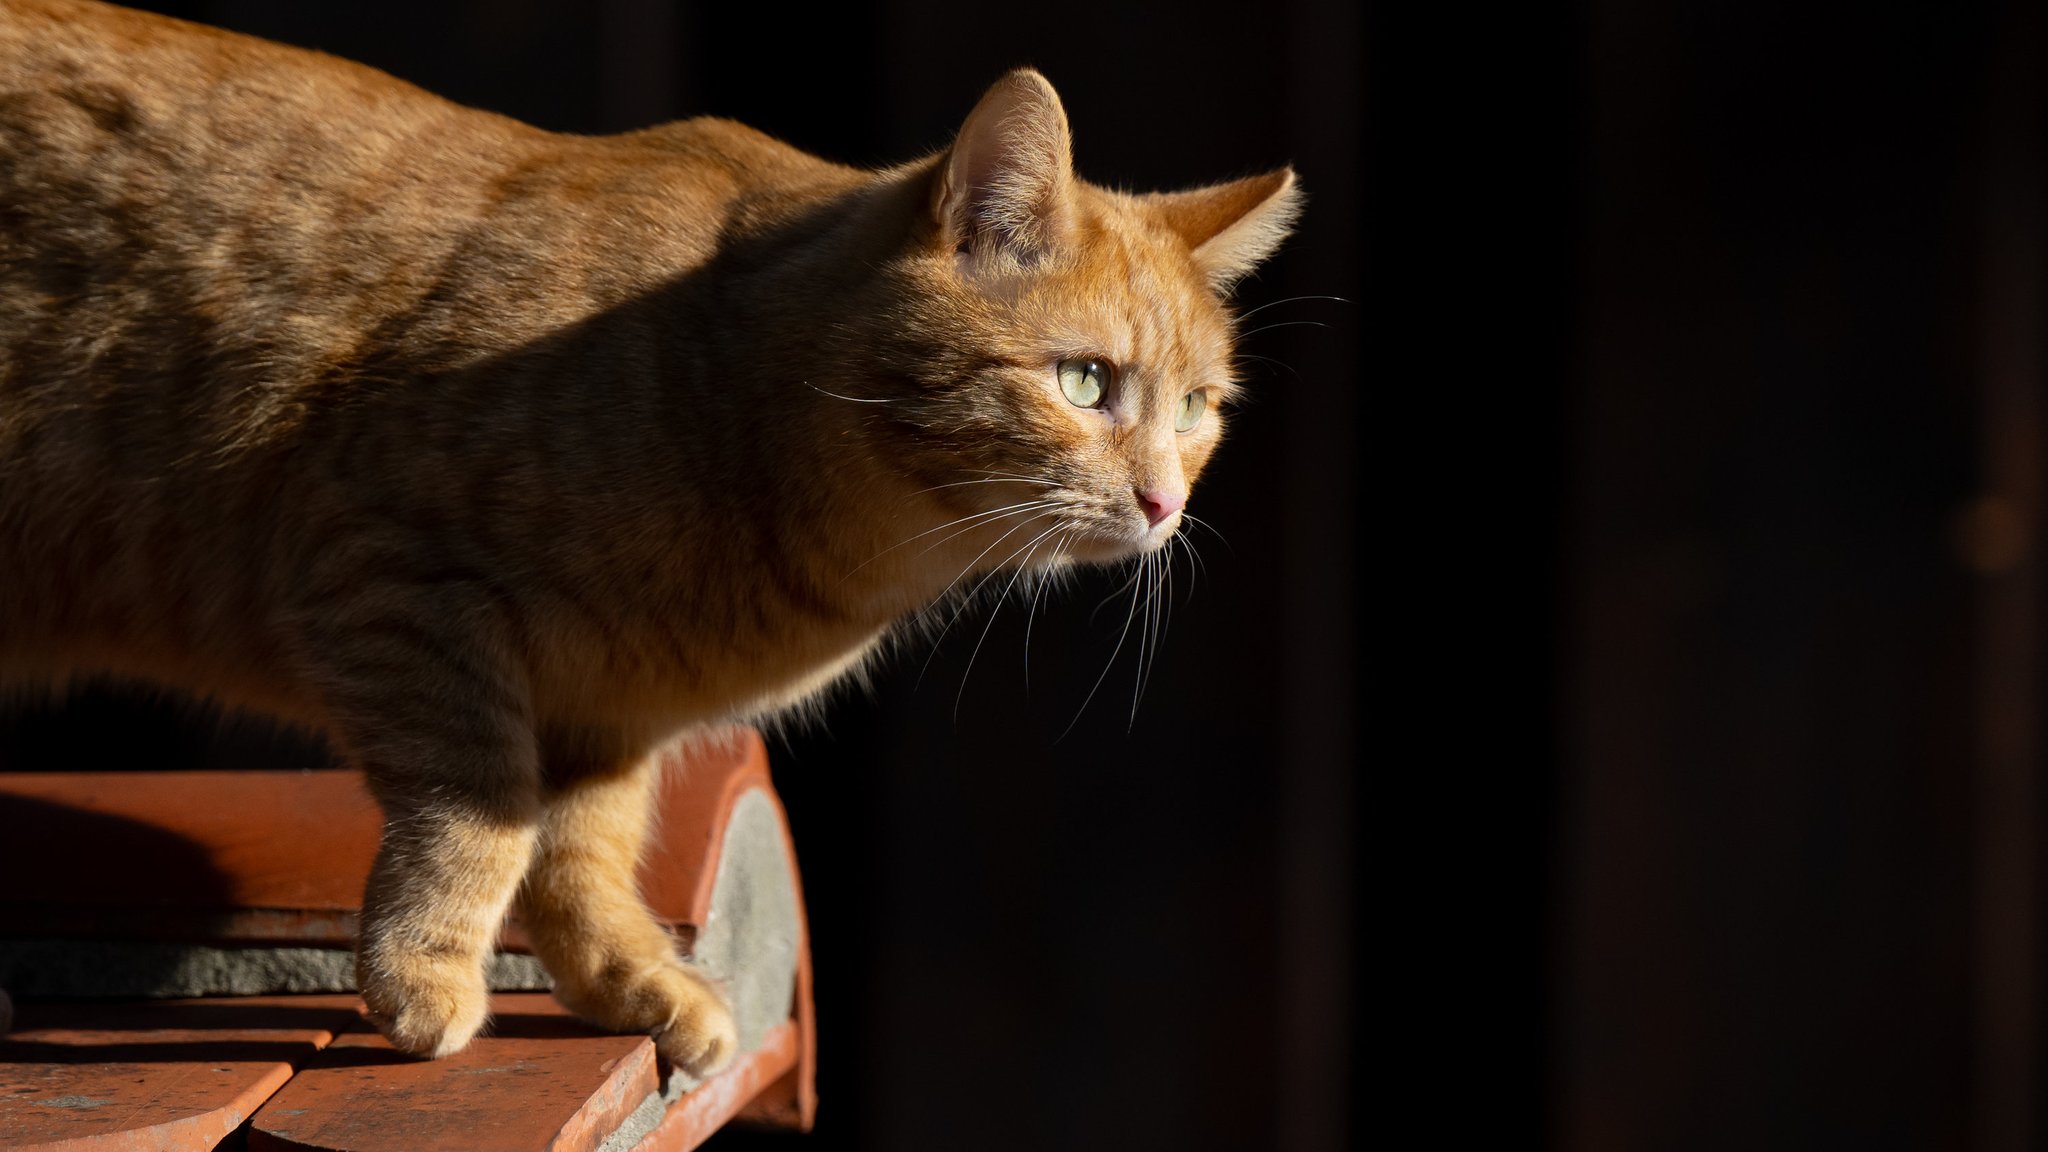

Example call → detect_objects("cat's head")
849 69 1299 576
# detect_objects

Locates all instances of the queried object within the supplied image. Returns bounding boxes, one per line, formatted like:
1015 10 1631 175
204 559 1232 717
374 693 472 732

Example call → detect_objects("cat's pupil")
1175 390 1206 433
1057 358 1107 408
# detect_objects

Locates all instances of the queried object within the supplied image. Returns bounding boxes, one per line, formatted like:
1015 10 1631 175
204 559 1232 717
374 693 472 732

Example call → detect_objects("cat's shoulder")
621 117 859 186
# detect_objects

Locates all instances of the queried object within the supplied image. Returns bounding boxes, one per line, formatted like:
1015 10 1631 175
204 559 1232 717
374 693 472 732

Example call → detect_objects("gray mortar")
597 788 800 1152
0 941 550 997
686 789 801 1052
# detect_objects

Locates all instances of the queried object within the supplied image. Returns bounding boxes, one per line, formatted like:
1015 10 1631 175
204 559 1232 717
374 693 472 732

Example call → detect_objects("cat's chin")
1055 523 1178 565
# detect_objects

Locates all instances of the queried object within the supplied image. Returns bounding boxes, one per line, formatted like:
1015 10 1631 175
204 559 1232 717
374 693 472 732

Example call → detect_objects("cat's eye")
1174 390 1207 433
1057 358 1110 408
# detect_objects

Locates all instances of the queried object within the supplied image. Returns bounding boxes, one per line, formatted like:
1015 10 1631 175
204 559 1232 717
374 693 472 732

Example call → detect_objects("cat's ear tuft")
1146 168 1303 291
934 69 1076 268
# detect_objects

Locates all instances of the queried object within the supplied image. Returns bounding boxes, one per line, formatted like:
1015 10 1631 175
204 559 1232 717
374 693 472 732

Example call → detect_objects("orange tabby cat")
0 0 1300 1070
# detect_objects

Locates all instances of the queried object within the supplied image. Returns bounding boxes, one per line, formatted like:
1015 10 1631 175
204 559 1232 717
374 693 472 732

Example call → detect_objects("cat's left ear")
1145 169 1303 291
933 69 1077 267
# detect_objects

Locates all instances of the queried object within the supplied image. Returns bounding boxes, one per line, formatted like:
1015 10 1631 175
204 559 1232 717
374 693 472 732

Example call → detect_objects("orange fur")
0 0 1301 1066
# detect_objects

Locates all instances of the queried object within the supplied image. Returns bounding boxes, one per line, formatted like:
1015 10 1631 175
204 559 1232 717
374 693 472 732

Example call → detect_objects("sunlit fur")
0 1 1301 1065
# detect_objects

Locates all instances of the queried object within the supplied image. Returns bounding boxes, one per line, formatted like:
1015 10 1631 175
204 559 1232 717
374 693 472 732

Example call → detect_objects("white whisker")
1171 532 1205 597
1022 530 1068 693
808 382 899 404
842 498 1060 581
908 475 1058 498
1129 552 1155 730
1235 352 1301 381
1235 294 1353 322
1133 551 1171 730
912 501 1065 561
915 509 1066 688
952 523 1064 721
1087 566 1145 627
1238 319 1331 341
1179 513 1234 556
1060 559 1144 742
1163 539 1178 634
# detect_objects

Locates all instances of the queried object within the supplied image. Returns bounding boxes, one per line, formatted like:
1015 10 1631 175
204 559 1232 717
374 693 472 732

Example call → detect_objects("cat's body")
0 1 897 739
0 0 1298 1069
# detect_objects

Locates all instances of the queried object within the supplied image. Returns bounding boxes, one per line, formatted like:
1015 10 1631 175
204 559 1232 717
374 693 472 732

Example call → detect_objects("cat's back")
0 0 533 335
0 0 840 409
0 0 513 159
0 1 672 690
0 0 535 438
0 2 525 661
0 0 866 706
0 0 782 475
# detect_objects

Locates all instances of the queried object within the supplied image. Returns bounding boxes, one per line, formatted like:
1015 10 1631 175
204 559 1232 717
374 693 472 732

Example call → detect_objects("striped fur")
0 0 1300 1066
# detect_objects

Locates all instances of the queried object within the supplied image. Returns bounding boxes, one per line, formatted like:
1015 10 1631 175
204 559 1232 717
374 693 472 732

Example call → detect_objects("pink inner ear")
940 70 1075 260
1145 169 1303 289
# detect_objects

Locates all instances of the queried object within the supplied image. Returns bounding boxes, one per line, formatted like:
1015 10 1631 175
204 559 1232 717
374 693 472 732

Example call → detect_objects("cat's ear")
933 69 1076 267
1146 169 1303 291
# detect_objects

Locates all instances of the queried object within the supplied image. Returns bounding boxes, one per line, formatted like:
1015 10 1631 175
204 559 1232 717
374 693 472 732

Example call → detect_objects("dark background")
5 0 2046 1149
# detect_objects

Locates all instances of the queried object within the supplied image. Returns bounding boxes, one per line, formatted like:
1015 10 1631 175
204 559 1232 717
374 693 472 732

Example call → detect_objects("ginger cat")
0 0 1300 1072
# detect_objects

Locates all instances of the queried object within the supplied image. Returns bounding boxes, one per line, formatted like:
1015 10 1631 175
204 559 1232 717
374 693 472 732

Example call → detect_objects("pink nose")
1137 487 1187 527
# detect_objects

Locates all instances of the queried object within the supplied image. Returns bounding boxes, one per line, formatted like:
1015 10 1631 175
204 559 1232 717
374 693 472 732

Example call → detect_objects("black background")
6 1 2046 1149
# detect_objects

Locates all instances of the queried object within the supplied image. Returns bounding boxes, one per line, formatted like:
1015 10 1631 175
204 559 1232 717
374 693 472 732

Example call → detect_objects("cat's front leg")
355 790 540 1057
518 755 738 1077
298 595 544 1058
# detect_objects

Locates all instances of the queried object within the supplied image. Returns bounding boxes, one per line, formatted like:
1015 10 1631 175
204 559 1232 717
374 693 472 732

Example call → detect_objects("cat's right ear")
1145 169 1303 291
932 69 1076 270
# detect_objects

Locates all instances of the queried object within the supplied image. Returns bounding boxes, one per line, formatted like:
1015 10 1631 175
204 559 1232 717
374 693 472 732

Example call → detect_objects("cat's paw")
358 955 490 1058
555 958 737 1077
649 965 738 1077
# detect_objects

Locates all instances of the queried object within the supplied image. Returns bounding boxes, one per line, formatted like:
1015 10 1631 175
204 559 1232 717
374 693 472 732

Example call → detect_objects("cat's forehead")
1017 199 1238 384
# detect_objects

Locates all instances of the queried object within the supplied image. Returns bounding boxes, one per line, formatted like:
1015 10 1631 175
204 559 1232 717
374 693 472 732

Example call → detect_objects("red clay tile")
0 995 362 1151
628 1021 800 1151
0 730 815 1145
247 993 656 1152
0 732 768 949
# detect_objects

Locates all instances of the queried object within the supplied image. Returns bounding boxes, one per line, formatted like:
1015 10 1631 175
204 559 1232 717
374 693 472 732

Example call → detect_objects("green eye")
1058 358 1109 408
1174 390 1206 432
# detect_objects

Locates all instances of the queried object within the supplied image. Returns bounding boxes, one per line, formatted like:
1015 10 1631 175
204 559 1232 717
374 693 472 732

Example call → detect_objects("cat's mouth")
1053 514 1177 564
